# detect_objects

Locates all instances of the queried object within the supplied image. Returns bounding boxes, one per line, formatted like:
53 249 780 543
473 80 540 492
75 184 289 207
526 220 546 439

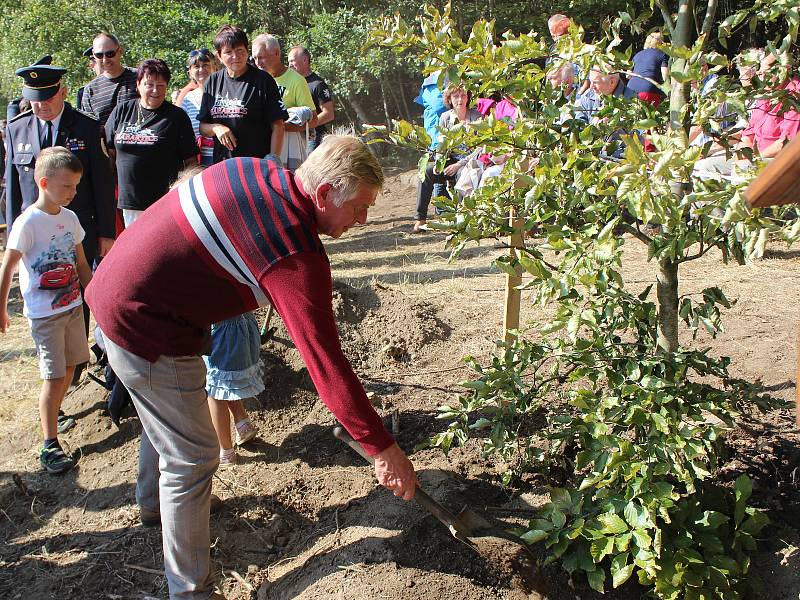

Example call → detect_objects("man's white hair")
295 132 384 205
252 33 280 52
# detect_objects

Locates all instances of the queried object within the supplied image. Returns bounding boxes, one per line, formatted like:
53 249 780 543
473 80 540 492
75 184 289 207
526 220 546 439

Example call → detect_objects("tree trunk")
656 0 695 354
348 96 371 127
384 77 403 121
339 100 358 130
656 259 679 353
380 80 392 129
396 77 412 121
668 0 695 133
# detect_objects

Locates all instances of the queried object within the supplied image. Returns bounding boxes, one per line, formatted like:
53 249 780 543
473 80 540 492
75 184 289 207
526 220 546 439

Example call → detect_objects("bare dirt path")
1 169 799 599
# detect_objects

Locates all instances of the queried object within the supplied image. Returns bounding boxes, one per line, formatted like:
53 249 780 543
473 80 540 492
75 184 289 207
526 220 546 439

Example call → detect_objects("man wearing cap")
5 58 115 280
76 47 102 110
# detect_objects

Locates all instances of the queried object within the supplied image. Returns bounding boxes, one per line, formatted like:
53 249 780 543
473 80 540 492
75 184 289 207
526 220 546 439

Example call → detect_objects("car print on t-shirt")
30 232 81 310
39 263 75 289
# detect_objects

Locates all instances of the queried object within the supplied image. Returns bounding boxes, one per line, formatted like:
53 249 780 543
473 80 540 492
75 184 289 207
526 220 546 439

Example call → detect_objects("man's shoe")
140 507 161 528
57 413 76 434
40 446 75 474
140 494 224 527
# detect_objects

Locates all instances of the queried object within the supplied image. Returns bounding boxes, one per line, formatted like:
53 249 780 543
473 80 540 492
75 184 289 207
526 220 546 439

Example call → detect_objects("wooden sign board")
741 136 800 428
744 134 800 208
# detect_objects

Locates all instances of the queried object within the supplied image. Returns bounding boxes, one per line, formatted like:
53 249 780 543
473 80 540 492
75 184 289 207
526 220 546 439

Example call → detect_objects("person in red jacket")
86 135 418 600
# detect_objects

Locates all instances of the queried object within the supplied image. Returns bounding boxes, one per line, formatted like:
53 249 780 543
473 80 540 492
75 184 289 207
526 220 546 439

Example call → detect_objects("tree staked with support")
370 2 799 597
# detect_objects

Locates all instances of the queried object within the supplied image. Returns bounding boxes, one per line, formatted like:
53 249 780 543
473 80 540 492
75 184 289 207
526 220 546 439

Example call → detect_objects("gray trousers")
104 336 219 600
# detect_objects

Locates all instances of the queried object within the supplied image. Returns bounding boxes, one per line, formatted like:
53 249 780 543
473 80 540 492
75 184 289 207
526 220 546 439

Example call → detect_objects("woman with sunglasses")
179 49 219 166
104 59 198 227
80 32 138 128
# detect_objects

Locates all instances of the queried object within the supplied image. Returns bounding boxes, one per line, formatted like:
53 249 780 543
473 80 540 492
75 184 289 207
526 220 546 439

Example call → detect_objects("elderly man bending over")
86 136 418 600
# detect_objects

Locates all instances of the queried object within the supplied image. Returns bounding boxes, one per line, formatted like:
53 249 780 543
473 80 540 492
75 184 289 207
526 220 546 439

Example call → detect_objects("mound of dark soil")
332 282 451 370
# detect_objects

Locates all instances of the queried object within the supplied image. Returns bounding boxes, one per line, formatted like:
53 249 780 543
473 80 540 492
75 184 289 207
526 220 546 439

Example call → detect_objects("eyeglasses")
93 49 118 59
189 48 212 58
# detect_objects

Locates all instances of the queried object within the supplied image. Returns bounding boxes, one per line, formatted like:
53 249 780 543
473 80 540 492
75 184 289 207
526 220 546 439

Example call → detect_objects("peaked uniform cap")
15 55 65 101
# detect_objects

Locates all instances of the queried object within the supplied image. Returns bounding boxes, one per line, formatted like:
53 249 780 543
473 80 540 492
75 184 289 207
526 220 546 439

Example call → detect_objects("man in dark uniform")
5 57 115 268
5 57 115 397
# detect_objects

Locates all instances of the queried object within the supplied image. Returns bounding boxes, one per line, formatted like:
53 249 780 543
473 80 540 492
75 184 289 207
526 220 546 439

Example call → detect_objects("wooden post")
503 208 524 344
796 325 800 428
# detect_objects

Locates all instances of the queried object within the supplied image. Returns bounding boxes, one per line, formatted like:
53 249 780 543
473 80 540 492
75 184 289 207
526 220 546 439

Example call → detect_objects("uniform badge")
18 143 23 151
65 137 86 152
24 143 31 151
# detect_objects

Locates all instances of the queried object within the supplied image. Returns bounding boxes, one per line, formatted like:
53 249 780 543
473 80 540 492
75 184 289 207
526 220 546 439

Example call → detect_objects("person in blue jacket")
413 71 449 230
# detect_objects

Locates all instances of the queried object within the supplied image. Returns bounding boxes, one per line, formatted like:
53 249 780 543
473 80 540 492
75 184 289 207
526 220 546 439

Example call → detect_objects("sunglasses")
189 48 212 58
93 49 118 59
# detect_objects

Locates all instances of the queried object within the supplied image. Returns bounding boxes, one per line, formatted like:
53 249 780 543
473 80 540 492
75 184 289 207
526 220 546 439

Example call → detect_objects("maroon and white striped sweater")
86 156 393 455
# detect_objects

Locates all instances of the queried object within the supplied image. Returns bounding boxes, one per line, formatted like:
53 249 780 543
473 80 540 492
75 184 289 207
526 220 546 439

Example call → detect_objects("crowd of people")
411 13 800 230
0 24 416 600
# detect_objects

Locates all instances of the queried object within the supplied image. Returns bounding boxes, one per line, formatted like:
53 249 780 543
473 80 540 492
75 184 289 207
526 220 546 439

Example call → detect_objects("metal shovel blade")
333 427 546 596
332 427 527 550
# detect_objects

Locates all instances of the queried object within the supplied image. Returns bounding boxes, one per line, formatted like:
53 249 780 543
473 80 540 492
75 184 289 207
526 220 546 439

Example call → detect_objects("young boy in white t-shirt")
0 147 93 474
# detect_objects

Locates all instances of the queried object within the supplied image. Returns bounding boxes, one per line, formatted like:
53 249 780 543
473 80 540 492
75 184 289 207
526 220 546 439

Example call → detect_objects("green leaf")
591 536 615 561
550 488 573 508
734 474 753 525
417 154 430 182
739 510 769 536
521 529 549 544
632 529 652 549
586 568 606 593
615 532 632 552
469 418 492 430
696 511 728 530
611 552 635 588
623 502 641 528
552 509 567 529
708 554 741 575
599 512 629 534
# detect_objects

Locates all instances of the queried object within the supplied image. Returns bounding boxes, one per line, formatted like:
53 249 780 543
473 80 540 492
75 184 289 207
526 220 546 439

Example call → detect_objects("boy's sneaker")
40 445 75 474
234 420 257 446
57 413 76 434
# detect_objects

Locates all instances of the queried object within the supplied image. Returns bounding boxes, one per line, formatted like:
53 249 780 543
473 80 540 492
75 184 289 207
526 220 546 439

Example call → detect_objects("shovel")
260 305 277 345
332 426 530 551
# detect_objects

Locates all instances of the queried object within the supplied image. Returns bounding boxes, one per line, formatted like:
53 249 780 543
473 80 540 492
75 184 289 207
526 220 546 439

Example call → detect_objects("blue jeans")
105 335 219 600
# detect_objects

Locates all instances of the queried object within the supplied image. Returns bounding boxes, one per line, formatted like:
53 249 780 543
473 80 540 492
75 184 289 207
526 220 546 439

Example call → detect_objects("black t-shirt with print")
198 66 288 163
105 99 198 211
305 72 333 142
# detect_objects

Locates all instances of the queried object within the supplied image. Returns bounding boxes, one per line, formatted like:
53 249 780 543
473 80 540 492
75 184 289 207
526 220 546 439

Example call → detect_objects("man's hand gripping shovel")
333 426 533 553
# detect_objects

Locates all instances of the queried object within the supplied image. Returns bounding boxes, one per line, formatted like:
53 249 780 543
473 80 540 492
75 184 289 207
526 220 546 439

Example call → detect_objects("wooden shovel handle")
333 426 375 465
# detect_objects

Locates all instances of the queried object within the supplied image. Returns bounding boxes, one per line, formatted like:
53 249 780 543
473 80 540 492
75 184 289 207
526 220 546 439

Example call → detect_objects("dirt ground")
1 169 799 600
